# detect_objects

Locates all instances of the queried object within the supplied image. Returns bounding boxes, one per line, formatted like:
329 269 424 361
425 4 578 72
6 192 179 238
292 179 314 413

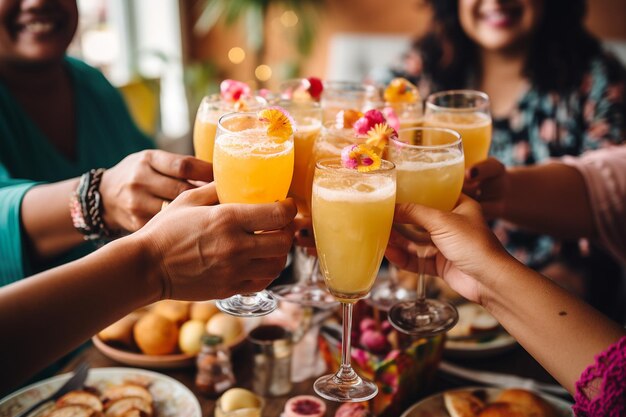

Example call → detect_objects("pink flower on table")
220 79 251 102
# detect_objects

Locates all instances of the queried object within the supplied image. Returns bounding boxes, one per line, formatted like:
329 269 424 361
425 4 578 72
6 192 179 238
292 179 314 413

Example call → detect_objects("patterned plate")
0 367 201 417
401 387 574 417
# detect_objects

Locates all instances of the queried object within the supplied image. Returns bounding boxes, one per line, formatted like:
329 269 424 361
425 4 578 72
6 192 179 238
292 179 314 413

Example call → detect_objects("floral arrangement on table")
319 302 445 417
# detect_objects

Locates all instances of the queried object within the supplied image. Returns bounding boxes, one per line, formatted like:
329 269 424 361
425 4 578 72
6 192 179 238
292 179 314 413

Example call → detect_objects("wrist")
475 251 524 312
98 170 121 231
125 230 169 303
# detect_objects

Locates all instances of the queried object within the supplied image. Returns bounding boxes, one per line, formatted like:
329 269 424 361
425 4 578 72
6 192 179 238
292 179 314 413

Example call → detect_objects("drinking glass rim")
217 111 260 134
391 127 462 149
315 157 395 173
323 80 379 93
274 99 321 111
425 89 490 112
199 94 267 110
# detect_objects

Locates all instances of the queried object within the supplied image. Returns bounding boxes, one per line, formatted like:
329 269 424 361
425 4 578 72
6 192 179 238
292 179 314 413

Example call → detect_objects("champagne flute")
193 94 266 164
270 101 337 308
387 127 464 336
312 158 396 402
212 111 294 317
424 90 491 168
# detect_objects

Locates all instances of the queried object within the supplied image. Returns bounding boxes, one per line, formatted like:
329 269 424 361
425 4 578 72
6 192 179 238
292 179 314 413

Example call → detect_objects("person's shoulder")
64 56 110 82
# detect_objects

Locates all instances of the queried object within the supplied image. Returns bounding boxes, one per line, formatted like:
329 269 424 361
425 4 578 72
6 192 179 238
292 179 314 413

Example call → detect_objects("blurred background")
71 0 626 154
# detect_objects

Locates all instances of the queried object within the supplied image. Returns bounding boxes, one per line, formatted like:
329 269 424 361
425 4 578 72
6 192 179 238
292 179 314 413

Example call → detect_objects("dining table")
57 328 570 417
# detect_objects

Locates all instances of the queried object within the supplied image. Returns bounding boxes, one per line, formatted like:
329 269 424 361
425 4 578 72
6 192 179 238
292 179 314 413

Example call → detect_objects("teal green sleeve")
0 171 39 284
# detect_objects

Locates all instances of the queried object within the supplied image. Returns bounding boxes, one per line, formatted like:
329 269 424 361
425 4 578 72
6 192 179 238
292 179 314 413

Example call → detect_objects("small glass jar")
195 334 235 396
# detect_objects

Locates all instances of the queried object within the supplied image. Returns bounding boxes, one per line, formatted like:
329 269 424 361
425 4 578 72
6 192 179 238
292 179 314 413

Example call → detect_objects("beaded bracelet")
69 168 109 241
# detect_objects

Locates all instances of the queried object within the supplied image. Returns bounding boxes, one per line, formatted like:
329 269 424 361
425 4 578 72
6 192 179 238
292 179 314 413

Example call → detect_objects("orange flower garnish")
257 107 295 142
366 123 398 154
336 109 364 129
384 77 420 103
341 144 382 172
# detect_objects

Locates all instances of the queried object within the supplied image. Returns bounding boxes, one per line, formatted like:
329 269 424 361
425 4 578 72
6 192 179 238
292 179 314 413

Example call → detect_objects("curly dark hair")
416 0 602 93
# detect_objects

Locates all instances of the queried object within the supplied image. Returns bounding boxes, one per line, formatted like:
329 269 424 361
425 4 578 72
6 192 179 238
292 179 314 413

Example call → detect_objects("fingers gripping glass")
213 112 295 317
386 127 464 336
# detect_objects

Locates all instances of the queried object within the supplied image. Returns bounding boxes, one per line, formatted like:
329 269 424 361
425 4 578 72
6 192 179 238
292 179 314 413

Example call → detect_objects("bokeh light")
280 10 299 28
228 47 246 64
255 65 273 82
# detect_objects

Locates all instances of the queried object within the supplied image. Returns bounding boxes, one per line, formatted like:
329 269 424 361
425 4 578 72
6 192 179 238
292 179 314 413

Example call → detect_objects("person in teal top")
0 0 213 284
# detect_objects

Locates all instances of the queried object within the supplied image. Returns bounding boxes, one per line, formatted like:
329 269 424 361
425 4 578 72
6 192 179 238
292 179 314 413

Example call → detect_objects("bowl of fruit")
93 300 260 369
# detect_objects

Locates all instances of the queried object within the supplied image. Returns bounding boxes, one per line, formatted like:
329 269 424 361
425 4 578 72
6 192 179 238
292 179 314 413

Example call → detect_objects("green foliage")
194 0 321 58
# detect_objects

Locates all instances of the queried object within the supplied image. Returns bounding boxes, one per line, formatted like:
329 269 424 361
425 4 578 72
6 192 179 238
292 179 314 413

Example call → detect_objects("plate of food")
444 303 517 358
93 300 260 369
401 387 574 417
0 367 201 417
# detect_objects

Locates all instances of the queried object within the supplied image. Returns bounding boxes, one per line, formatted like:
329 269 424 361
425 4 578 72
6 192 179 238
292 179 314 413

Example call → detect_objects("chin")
12 48 67 67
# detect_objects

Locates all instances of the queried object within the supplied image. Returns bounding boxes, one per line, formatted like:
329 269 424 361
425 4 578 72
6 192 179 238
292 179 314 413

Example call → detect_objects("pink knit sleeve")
572 336 626 417
560 146 626 265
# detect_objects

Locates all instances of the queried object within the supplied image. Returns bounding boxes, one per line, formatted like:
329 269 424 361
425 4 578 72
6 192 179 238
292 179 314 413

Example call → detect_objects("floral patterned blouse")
404 52 626 267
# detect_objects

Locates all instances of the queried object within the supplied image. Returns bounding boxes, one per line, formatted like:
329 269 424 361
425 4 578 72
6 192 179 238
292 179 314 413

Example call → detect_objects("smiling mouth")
479 8 522 27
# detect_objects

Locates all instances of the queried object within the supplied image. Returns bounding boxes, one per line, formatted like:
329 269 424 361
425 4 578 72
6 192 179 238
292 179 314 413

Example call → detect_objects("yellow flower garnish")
366 123 397 154
341 144 382 172
384 77 420 103
257 107 295 142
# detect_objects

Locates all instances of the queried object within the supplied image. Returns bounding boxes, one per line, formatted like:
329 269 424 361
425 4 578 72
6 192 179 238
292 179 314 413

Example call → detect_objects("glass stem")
416 255 426 303
337 302 357 382
308 258 320 285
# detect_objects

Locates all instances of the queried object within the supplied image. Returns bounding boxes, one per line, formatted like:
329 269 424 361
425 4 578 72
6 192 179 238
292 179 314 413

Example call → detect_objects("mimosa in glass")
312 158 396 402
387 127 465 336
424 90 491 168
270 102 337 308
193 94 266 164
213 110 295 317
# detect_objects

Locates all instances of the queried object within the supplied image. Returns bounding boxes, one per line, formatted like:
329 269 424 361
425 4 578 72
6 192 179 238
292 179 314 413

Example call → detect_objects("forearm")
20 179 85 260
0 235 162 393
480 255 625 394
503 163 596 239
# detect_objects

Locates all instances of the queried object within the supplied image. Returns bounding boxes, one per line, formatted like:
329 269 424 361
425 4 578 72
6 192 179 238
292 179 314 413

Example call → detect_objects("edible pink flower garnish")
341 144 381 172
354 109 386 135
220 79 251 102
307 77 323 100
382 107 400 132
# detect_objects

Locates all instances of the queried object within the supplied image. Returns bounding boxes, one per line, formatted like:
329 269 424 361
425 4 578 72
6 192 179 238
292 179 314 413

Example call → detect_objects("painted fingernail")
299 229 309 237
470 167 478 179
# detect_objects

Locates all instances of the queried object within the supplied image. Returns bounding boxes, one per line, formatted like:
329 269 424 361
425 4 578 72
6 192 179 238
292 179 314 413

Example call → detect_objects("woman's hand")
133 183 297 301
100 150 214 232
386 195 511 305
463 157 509 220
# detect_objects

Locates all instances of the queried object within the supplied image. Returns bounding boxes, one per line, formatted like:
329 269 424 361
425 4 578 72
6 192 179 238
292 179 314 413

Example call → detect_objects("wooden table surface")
59 337 565 417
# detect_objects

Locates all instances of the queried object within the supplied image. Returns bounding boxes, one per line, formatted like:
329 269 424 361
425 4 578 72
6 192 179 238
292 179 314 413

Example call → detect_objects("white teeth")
23 21 55 34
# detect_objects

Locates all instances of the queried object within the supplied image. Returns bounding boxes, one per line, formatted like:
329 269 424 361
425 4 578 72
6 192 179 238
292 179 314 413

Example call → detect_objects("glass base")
314 372 378 402
271 283 338 309
388 299 459 336
216 291 277 317
367 282 416 311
